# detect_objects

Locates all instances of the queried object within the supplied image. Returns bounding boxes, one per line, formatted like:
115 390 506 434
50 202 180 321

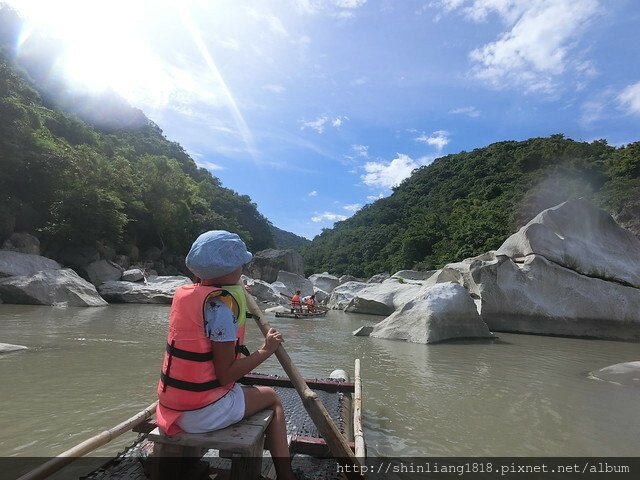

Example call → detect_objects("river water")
1 304 639 460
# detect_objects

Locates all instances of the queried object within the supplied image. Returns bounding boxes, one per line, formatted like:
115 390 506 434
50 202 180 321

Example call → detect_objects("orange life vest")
291 294 301 305
156 284 247 434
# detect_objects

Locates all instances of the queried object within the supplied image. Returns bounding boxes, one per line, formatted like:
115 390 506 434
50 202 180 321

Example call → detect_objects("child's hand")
262 328 284 355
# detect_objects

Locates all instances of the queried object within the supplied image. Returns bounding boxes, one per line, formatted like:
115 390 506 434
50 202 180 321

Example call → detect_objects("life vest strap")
166 343 214 362
160 372 222 392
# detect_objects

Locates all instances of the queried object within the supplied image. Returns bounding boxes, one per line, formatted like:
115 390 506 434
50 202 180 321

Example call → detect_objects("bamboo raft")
17 366 365 480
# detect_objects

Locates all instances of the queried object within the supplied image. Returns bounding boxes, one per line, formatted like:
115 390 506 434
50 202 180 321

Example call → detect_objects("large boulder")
2 232 40 255
313 287 329 304
344 279 424 316
244 249 304 283
308 272 339 293
0 251 61 278
122 268 145 282
589 362 640 387
326 281 368 310
392 269 437 281
85 259 124 286
98 276 192 304
370 283 493 344
250 279 288 305
338 275 361 285
468 254 640 341
367 273 390 283
496 199 640 289
0 269 108 306
275 271 314 297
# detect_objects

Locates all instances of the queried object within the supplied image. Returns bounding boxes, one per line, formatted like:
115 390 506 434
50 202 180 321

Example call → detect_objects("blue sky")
8 0 640 239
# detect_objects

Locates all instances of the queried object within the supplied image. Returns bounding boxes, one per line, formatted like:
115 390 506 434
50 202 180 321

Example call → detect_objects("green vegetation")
0 52 274 260
302 136 640 277
269 225 310 250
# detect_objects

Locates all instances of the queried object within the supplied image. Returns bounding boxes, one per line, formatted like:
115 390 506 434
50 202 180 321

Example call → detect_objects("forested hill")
302 136 640 277
0 36 275 263
269 225 311 250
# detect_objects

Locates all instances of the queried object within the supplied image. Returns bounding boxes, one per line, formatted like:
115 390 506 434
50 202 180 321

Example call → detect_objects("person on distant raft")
156 230 295 480
302 294 316 313
290 290 302 313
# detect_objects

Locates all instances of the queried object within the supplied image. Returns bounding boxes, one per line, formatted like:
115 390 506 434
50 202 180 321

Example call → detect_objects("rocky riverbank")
1 200 640 344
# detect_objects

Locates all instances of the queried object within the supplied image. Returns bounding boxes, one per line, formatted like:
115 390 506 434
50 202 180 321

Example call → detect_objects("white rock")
86 259 124 286
308 272 339 293
0 343 28 354
589 361 640 387
370 283 493 344
275 271 314 297
98 276 191 304
0 251 61 278
392 270 436 281
367 273 390 283
345 281 424 316
0 269 107 307
497 199 640 288
122 268 145 282
251 280 288 305
326 281 368 310
469 254 640 341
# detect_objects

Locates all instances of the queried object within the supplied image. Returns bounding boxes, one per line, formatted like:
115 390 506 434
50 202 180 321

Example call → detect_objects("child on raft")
156 230 295 480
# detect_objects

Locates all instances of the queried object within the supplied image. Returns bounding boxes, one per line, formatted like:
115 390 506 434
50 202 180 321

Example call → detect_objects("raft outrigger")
16 292 365 480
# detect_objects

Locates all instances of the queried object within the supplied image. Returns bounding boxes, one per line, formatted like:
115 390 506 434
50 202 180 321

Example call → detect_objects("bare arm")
212 328 283 385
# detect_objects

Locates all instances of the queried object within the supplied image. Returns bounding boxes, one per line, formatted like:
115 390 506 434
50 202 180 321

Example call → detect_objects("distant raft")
275 310 328 319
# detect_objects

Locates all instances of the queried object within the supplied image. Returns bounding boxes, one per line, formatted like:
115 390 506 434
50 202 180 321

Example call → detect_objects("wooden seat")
149 410 274 480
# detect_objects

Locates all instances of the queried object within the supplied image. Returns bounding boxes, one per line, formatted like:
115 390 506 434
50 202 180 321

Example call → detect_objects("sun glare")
12 0 175 108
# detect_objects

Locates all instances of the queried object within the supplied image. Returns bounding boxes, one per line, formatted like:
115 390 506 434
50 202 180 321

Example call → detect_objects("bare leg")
243 386 295 480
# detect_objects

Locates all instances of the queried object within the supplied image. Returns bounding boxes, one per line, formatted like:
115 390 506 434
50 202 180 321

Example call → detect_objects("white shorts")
176 383 246 433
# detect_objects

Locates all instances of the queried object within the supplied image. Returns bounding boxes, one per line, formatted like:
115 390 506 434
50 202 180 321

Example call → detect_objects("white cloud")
195 159 225 171
301 115 347 133
308 190 318 196
436 0 601 93
343 203 362 212
351 144 369 157
449 106 480 117
415 130 450 150
361 153 435 189
367 193 385 201
262 84 286 93
331 0 368 8
618 81 640 115
311 212 348 223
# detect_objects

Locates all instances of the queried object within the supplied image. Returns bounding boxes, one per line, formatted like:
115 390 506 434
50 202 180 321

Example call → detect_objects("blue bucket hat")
185 230 253 279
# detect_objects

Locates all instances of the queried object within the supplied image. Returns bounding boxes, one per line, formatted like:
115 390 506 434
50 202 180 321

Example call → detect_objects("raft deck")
81 374 355 480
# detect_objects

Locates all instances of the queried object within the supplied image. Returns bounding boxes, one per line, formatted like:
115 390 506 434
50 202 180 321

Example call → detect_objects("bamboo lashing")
353 359 365 458
243 290 364 479
16 401 158 480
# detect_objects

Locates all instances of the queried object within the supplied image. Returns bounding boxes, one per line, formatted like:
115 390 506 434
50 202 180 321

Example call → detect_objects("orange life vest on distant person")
156 284 247 434
291 293 301 306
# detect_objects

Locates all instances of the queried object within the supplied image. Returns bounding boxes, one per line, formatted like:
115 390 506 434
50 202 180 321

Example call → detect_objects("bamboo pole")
17 401 158 480
353 359 365 458
244 291 364 479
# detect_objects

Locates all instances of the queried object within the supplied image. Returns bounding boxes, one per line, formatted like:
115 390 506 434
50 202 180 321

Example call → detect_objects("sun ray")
177 7 257 160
